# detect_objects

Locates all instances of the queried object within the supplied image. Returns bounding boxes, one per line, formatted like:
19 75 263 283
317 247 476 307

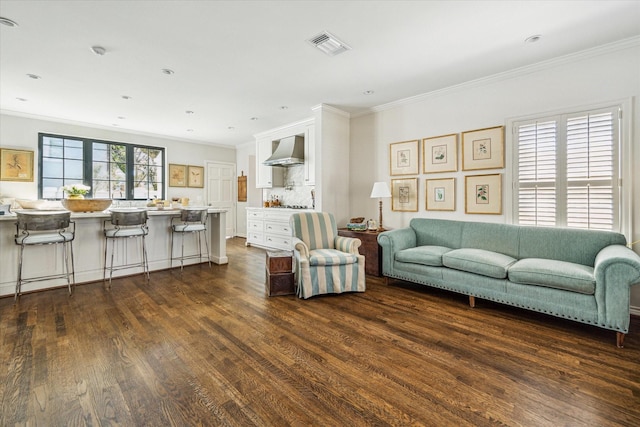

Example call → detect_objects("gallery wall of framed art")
386 125 504 216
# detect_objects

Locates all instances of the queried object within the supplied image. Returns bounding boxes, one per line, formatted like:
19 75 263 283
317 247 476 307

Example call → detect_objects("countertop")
0 208 227 222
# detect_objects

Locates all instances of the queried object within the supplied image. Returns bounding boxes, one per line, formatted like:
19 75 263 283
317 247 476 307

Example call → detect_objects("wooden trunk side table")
337 229 383 277
266 251 295 296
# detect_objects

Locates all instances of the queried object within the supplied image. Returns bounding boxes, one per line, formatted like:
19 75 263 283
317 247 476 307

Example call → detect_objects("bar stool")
170 208 211 270
103 209 149 286
14 211 75 300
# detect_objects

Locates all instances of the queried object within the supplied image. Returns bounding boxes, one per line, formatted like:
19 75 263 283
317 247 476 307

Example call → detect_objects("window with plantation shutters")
514 106 619 231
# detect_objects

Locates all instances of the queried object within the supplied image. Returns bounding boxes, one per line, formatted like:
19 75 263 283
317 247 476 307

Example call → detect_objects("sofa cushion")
508 258 595 295
443 248 517 279
309 249 358 266
395 246 452 267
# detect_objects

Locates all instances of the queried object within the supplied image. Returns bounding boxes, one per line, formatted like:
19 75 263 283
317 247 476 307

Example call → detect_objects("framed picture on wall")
465 173 502 214
0 148 34 182
391 178 418 212
422 134 457 173
188 165 204 188
389 140 419 176
169 164 187 187
426 178 455 211
462 126 504 171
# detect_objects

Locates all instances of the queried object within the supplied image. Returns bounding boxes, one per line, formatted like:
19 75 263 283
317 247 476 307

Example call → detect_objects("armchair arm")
292 237 310 259
335 235 362 255
594 244 640 331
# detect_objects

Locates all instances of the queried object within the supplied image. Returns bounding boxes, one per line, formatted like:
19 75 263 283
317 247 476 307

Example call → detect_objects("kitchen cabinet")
246 208 310 251
304 123 315 185
256 137 283 188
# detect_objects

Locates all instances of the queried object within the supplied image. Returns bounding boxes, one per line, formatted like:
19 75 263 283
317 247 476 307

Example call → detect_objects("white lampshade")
370 181 391 198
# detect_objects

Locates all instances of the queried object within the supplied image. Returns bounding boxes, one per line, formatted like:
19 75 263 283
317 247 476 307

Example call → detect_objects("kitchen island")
0 208 227 297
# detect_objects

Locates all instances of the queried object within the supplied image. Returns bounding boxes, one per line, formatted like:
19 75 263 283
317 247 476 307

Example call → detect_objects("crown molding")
311 103 351 118
253 116 314 139
361 36 640 117
0 109 237 150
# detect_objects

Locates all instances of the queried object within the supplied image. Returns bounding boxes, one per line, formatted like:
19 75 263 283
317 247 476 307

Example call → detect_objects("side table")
337 229 383 277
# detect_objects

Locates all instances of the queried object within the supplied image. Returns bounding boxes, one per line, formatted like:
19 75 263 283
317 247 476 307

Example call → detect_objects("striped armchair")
290 212 366 299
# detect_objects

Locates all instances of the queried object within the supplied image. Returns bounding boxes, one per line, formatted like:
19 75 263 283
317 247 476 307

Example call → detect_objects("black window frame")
38 132 165 201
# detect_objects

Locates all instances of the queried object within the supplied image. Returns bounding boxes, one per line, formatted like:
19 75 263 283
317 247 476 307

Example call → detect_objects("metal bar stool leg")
15 244 25 301
68 240 76 294
62 241 71 295
170 228 175 269
204 229 211 268
142 235 149 281
180 232 185 271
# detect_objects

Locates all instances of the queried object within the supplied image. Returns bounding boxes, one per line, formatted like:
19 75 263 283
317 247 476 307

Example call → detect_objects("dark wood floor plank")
2 237 640 426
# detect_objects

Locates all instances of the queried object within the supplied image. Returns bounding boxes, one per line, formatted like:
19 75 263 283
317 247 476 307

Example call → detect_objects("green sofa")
377 218 640 347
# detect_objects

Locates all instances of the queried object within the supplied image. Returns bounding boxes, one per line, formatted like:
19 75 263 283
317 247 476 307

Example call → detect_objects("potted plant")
62 184 91 199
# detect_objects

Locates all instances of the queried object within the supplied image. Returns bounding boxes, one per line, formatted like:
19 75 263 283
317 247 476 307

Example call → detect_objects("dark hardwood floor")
2 237 640 426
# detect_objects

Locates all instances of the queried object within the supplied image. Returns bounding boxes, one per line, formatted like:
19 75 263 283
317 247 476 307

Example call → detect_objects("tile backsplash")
263 165 315 208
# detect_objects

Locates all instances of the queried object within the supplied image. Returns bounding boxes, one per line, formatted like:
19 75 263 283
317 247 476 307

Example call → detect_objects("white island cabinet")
0 208 227 297
246 207 312 251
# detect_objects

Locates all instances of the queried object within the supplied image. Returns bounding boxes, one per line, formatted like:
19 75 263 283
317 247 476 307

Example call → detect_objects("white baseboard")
631 306 640 317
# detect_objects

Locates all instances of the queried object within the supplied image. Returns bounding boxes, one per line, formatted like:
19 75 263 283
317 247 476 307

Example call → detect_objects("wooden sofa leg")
616 332 625 348
469 296 475 308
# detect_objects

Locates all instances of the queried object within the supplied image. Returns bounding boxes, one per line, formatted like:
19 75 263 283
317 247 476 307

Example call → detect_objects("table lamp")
370 181 391 232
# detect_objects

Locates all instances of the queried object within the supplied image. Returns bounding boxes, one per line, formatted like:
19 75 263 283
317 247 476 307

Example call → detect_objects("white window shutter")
514 107 618 231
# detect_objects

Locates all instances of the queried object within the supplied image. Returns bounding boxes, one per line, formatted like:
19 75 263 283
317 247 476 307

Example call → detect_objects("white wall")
350 39 640 307
313 104 351 226
235 140 260 237
0 114 236 204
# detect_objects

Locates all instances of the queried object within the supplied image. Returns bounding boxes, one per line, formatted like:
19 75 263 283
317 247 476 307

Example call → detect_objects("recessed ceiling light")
161 68 175 75
117 116 126 120
250 117 258 121
26 73 41 80
363 90 375 95
525 34 542 44
0 17 18 27
112 123 119 127
186 129 194 132
16 97 27 102
121 95 132 100
185 110 194 114
228 126 235 130
280 106 288 110
90 45 106 56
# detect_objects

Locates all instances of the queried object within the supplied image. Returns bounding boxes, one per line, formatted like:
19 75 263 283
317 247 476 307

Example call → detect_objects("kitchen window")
38 133 165 200
512 105 621 231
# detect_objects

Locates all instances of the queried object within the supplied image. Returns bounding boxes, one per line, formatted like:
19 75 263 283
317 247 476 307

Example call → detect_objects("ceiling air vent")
307 31 351 56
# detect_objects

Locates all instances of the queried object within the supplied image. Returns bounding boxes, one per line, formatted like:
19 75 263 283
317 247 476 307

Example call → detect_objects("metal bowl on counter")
61 198 112 212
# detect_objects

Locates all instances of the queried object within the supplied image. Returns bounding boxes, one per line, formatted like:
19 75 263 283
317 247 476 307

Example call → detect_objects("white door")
205 161 236 237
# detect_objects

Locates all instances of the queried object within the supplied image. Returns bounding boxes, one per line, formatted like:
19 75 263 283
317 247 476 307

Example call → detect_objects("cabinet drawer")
247 232 264 244
247 210 264 219
248 220 264 232
264 210 291 221
264 221 291 236
264 234 293 250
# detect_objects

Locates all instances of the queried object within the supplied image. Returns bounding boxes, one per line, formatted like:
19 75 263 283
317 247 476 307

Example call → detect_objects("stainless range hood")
263 135 304 167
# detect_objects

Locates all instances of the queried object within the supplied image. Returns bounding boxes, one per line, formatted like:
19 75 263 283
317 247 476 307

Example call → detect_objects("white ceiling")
1 1 639 147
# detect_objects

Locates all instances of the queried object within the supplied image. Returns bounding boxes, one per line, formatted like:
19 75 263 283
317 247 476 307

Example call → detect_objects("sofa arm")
377 228 417 276
594 244 640 331
335 235 362 255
